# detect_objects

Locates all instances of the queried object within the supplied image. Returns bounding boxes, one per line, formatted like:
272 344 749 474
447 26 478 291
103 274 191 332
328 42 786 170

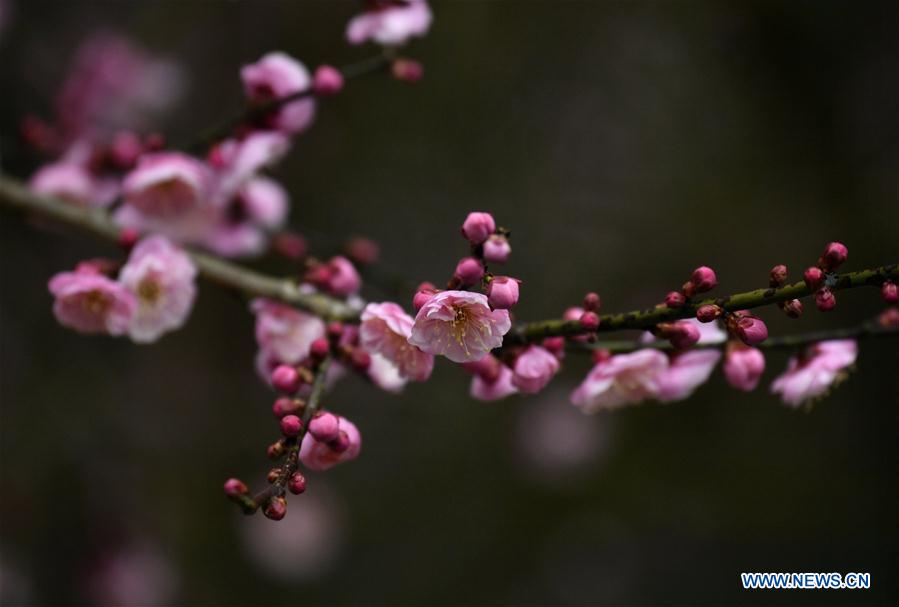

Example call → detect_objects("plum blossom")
655 349 721 402
512 346 559 394
29 159 117 208
48 268 136 335
408 290 511 363
210 131 291 202
204 176 288 257
240 52 315 134
252 298 326 368
360 302 434 381
570 349 668 413
346 0 433 47
299 416 361 471
471 363 518 401
367 353 408 393
771 340 857 407
723 344 765 391
118 236 197 343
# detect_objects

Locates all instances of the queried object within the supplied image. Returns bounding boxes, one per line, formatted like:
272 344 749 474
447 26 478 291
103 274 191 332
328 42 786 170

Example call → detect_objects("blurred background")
1 1 898 605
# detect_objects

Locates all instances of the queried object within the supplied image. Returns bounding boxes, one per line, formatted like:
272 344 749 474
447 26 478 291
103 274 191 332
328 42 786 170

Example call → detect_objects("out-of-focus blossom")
56 33 184 139
324 256 361 297
28 159 117 207
367 352 408 392
771 340 857 407
251 298 326 367
86 542 178 607
346 0 433 47
655 349 721 402
118 236 197 343
240 52 315 134
470 363 518 401
360 302 434 381
121 153 210 219
211 131 291 201
204 177 288 257
299 415 361 471
723 344 765 391
570 349 668 413
408 290 511 363
512 346 559 394
48 268 136 335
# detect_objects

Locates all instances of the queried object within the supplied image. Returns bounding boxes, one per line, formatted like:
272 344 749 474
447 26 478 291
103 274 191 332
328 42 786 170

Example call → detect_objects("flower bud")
328 431 351 453
664 291 686 308
344 236 380 266
579 311 600 331
591 348 612 365
734 315 768 346
272 232 308 260
308 412 340 443
690 266 718 293
482 234 511 264
487 276 520 309
878 307 899 328
454 257 485 286
280 414 303 437
461 355 502 383
391 58 424 83
271 365 301 394
582 292 601 312
263 496 287 521
272 397 304 418
696 304 723 323
542 336 565 356
804 266 824 290
882 280 899 304
723 344 765 391
267 468 280 484
819 241 848 271
288 472 307 495
781 299 803 318
327 321 345 342
668 320 700 350
309 338 330 362
769 264 788 288
267 440 286 460
117 228 140 250
413 283 438 312
460 212 496 245
223 478 248 497
815 287 836 312
350 348 371 371
313 65 344 96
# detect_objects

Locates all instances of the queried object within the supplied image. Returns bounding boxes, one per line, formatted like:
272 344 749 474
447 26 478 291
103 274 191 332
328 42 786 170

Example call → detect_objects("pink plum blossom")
48 268 136 335
487 276 520 310
118 236 197 343
770 340 858 407
211 131 291 201
570 349 668 413
482 234 511 264
299 416 361 471
324 256 361 297
251 298 326 366
346 0 433 47
470 363 518 402
512 346 560 394
360 302 434 381
29 160 116 207
408 290 511 363
204 176 288 257
121 152 210 219
655 349 721 402
240 52 315 134
723 345 766 391
367 353 409 393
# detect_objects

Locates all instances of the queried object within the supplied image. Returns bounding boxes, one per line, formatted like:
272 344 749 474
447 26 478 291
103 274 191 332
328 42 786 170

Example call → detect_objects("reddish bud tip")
690 266 718 293
819 241 848 271
329 431 351 454
267 440 286 460
583 292 602 312
267 468 280 484
804 266 824 291
280 415 303 438
696 304 723 323
579 311 600 331
542 336 565 355
309 338 330 362
263 497 287 521
272 397 303 419
781 299 803 319
350 348 372 372
288 472 307 495
882 281 899 304
117 228 140 250
391 58 424 83
591 348 612 365
878 307 899 328
769 264 788 288
272 232 308 260
327 321 345 341
664 291 686 308
223 478 248 497
313 65 345 96
344 236 380 266
815 287 836 312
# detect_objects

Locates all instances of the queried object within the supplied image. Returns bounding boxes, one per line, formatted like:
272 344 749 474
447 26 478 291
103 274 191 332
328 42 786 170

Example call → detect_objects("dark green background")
1 1 897 605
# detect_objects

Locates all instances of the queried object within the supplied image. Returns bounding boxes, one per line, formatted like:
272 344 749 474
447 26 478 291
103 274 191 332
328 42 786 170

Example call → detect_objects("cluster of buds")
561 292 602 344
303 256 362 297
768 264 803 318
803 242 848 312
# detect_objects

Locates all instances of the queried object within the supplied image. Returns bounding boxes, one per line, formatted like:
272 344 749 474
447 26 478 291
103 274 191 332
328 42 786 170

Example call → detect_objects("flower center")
137 278 162 304
81 290 111 316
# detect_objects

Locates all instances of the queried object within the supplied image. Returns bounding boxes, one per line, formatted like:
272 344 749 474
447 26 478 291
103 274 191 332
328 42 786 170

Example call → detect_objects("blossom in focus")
299 415 361 471
360 302 434 381
48 268 136 335
512 346 560 394
118 236 197 343
346 0 433 47
723 344 765 391
655 349 721 402
240 52 315 134
408 290 511 363
570 349 668 413
770 340 857 407
251 298 326 366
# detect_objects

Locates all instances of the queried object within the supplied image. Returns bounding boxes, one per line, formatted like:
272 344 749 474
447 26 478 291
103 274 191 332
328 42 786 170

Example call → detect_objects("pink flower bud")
482 234 511 264
542 336 565 356
461 355 502 382
350 348 371 371
454 257 485 286
696 304 723 323
267 440 286 460
264 496 287 521
668 320 700 350
313 65 344 95
324 256 361 296
781 299 803 318
280 414 303 437
108 131 143 171
804 266 824 290
882 280 899 304
819 241 848 271
309 338 330 361
723 344 765 391
511 346 560 394
308 412 340 443
223 478 248 497
579 311 600 331
327 321 345 341
735 315 768 346
769 264 788 288
815 287 836 312
879 307 899 328
487 276 520 309
329 431 351 453
413 283 438 312
117 227 140 250
272 232 308 260
582 292 602 312
344 237 380 266
690 266 718 293
391 58 424 83
288 472 307 495
665 291 686 308
271 365 301 394
460 212 496 245
272 397 303 418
